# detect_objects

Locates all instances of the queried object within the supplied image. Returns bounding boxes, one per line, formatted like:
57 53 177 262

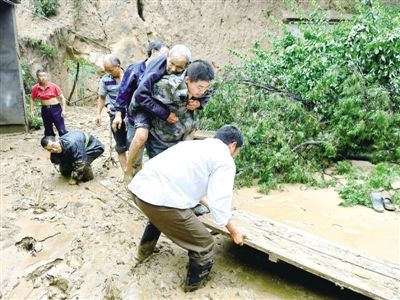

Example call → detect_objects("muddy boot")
183 259 214 292
136 222 161 263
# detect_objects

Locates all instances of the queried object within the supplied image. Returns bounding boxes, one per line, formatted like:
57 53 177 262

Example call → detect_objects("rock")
391 180 400 190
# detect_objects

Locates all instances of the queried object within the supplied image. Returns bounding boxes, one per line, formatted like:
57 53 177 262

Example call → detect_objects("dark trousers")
86 135 105 164
55 135 104 181
109 114 127 153
41 104 67 136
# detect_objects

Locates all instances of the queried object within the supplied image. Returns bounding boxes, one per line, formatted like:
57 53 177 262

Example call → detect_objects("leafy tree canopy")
200 0 400 192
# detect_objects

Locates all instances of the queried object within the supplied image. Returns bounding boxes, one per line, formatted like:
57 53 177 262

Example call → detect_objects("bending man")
41 131 104 185
128 125 245 292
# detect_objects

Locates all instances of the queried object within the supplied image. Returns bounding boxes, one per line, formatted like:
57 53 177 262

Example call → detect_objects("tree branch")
67 61 80 104
222 77 306 103
292 140 325 152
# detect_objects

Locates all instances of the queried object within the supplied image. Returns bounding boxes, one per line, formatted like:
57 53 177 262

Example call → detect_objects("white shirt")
128 138 236 227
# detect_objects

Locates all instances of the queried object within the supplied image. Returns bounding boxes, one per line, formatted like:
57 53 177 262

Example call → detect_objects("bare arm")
59 94 67 117
226 220 244 246
112 111 123 132
96 95 106 126
199 198 209 207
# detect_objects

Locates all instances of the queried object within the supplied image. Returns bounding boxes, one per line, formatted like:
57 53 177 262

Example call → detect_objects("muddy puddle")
234 186 400 264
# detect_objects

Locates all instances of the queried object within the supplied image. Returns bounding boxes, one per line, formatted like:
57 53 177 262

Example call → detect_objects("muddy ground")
1 106 399 299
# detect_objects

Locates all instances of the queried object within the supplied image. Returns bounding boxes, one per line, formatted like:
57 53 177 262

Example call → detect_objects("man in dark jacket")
41 131 104 184
112 41 169 145
122 45 211 180
111 41 169 174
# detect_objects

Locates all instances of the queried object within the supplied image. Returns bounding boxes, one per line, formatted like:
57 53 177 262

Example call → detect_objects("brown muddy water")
1 106 397 299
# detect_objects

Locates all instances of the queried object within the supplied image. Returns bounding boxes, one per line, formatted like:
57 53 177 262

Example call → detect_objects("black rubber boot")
184 259 214 292
136 222 161 263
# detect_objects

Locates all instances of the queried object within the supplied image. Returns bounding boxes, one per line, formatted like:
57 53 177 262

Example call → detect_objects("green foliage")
200 1 400 195
64 59 96 99
339 181 370 207
32 0 60 17
39 42 57 59
336 160 352 175
24 37 41 48
368 163 400 190
24 95 43 130
20 61 42 130
29 115 43 130
22 38 57 59
392 191 400 205
20 61 36 95
338 162 400 207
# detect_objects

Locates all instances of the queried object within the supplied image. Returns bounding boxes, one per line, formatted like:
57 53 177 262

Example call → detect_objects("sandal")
370 192 384 213
382 197 396 211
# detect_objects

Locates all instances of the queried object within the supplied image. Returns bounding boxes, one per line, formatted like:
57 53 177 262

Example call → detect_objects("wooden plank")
199 210 400 300
99 181 400 300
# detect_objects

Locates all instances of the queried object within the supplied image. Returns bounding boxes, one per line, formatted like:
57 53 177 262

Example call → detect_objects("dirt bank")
1 106 397 299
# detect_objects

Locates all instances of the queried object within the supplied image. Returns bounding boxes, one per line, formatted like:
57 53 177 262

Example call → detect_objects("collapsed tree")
200 1 400 193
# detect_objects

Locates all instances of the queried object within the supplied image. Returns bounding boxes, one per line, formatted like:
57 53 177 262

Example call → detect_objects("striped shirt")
98 74 121 114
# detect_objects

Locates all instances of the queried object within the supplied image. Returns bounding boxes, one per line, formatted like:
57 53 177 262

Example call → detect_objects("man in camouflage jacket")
146 59 215 158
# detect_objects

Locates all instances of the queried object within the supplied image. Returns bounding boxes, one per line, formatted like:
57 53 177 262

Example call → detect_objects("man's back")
50 131 86 163
129 138 235 227
150 73 196 143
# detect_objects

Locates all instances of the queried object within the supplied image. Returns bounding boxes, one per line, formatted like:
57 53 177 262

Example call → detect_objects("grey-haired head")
103 53 121 66
166 44 191 74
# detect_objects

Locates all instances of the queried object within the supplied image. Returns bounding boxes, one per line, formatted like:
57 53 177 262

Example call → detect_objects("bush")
21 38 57 59
64 59 96 100
338 163 400 207
24 95 43 130
21 61 42 130
39 42 57 59
20 61 36 95
33 0 60 17
199 1 400 192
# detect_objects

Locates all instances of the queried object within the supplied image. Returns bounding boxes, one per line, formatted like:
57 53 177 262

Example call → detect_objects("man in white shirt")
128 125 245 292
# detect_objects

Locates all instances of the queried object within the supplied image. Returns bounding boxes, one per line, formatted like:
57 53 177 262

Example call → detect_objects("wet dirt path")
1 106 394 299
